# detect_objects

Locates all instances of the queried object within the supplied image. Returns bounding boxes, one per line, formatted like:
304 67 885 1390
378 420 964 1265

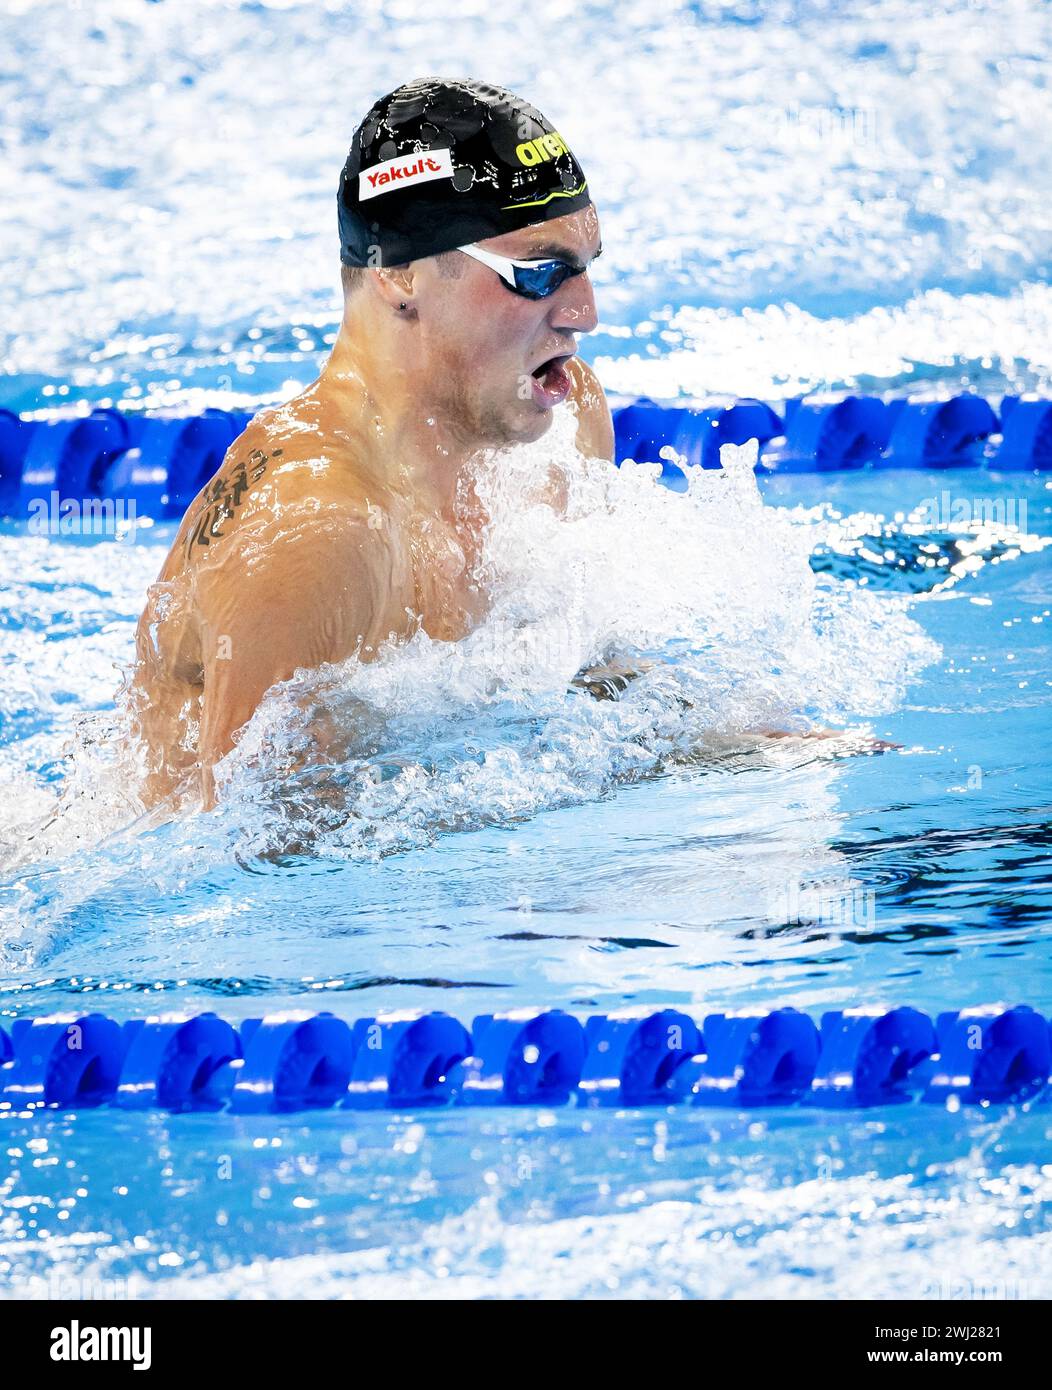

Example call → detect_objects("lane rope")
1 394 1049 521
1 1005 1049 1114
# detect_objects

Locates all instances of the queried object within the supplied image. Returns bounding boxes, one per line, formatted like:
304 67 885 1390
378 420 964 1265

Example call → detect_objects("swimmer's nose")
548 270 598 334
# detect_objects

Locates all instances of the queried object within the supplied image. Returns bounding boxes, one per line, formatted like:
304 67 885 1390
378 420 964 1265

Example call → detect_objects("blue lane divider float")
0 406 253 521
15 409 132 517
3 1013 125 1108
1 1005 1050 1115
615 397 784 474
879 395 1000 469
2 395 1051 520
761 396 893 472
455 1009 584 1106
102 409 248 518
578 1009 701 1105
347 1011 471 1109
227 1013 357 1113
810 1006 937 1108
923 1005 1052 1105
998 396 1052 471
684 1008 821 1106
117 1013 242 1110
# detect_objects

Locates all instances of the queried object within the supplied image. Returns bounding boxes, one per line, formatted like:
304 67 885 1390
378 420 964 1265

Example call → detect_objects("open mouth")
529 353 574 406
531 352 571 380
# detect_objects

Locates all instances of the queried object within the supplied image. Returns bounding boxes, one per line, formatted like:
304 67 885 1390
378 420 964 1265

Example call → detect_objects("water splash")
199 414 937 860
0 411 944 959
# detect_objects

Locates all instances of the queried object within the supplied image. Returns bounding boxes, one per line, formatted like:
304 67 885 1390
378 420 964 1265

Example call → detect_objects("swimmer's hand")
568 662 902 755
571 657 654 701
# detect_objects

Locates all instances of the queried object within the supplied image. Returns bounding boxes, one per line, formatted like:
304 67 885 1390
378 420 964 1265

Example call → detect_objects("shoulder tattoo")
186 447 284 556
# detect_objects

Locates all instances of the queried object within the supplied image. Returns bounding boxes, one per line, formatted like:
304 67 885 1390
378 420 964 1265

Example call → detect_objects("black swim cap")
338 78 591 268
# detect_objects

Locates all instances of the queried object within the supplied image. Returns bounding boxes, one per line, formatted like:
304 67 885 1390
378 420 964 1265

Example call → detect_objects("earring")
399 301 407 311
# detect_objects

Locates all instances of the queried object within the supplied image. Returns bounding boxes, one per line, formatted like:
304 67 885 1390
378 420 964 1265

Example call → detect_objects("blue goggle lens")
510 260 585 300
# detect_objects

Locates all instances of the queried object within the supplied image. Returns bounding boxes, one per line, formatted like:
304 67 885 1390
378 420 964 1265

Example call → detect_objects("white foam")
203 412 936 860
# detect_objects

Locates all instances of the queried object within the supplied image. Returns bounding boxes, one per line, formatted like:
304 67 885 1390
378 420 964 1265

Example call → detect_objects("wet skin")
127 205 614 812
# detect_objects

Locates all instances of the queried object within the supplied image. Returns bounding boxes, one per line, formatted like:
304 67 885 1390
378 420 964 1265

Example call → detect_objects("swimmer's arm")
567 356 614 461
195 513 391 809
568 671 901 750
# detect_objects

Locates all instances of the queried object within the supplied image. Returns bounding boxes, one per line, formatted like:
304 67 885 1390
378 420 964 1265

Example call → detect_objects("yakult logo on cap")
359 147 454 200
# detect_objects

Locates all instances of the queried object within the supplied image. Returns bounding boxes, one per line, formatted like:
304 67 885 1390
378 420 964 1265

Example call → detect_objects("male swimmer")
127 78 617 812
126 78 892 814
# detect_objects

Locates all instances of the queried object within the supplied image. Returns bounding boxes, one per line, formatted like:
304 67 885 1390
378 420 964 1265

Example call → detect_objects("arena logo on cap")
358 148 454 200
515 132 569 166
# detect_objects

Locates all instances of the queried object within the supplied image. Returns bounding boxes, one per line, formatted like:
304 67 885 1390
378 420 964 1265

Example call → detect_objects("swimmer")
127 78 615 811
126 78 895 816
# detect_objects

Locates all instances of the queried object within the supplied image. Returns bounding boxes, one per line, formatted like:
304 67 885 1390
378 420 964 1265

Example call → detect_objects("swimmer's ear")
373 267 417 318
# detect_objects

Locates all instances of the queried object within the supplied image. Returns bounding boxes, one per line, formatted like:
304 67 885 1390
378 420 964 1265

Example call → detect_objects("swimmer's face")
412 204 601 448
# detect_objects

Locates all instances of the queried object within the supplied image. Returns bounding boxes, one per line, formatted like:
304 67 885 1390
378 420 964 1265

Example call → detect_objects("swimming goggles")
457 242 600 300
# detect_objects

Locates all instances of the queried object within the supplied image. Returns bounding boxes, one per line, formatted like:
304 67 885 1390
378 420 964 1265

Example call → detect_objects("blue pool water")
2 0 1052 1299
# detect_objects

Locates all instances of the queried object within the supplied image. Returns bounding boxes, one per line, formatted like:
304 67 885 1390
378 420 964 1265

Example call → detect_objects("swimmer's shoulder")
521 359 613 518
566 356 614 462
171 395 387 572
